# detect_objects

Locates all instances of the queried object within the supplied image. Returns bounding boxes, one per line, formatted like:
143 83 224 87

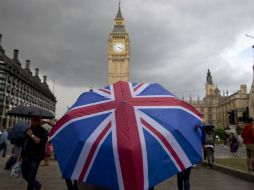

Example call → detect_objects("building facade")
189 69 250 128
108 4 130 84
0 34 56 129
248 66 254 119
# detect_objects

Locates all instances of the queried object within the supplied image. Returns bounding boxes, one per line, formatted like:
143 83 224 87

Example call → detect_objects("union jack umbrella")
49 81 203 190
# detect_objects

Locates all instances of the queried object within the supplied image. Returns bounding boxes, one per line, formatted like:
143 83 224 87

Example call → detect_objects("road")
0 156 253 190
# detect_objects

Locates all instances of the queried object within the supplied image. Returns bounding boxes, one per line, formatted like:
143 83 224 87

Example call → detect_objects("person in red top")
241 117 254 173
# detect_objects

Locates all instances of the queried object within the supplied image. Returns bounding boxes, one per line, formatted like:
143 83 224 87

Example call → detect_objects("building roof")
0 50 56 101
112 26 126 33
206 69 213 85
115 2 124 20
112 2 126 33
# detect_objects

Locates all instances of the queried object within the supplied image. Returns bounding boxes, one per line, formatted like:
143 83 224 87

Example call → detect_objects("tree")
214 128 227 140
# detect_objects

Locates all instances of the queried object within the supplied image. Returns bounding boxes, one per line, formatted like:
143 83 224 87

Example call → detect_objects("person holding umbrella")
7 106 54 190
0 128 8 157
49 81 204 190
175 124 205 190
21 116 48 190
5 122 28 170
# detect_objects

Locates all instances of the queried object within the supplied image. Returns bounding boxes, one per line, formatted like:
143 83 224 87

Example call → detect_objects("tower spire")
115 0 123 20
206 69 213 85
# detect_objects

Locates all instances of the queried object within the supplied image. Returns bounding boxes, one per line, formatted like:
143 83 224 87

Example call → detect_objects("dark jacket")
21 126 48 161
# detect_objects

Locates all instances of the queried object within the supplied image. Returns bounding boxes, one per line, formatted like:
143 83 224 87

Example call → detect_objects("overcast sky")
1 0 254 118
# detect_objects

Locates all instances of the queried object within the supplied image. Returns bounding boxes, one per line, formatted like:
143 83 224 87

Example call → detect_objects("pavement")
0 157 66 190
214 144 246 158
0 155 254 190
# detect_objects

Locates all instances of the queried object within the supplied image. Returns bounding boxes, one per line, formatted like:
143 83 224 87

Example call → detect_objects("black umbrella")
7 106 54 119
8 122 29 146
203 124 215 132
203 124 215 129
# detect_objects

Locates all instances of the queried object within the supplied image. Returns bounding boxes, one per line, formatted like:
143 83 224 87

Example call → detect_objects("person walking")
241 117 254 173
21 116 48 190
44 141 53 166
0 129 8 157
204 129 215 167
65 179 78 190
177 167 192 190
228 133 239 157
176 124 205 190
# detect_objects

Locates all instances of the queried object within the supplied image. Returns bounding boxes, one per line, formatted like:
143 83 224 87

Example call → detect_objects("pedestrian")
77 181 111 190
204 129 215 167
177 167 192 190
241 117 254 173
223 136 228 148
65 179 78 190
44 141 52 166
228 133 239 157
21 116 48 190
0 129 8 157
5 145 22 170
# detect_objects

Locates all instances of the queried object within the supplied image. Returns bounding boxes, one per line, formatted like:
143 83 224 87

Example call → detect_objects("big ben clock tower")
108 3 130 84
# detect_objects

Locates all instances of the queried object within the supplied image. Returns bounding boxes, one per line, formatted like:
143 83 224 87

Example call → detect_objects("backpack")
205 134 214 145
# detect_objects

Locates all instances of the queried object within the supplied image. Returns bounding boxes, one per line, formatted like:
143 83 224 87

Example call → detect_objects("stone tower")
205 69 216 96
108 2 130 84
248 66 254 118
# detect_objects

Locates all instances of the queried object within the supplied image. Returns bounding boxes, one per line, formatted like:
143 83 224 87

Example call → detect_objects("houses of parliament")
108 3 130 84
108 4 254 128
188 69 254 128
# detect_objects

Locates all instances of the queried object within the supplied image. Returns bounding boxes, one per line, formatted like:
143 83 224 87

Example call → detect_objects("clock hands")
114 43 125 53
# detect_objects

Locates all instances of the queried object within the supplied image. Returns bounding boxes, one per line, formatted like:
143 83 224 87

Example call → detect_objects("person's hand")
26 129 33 137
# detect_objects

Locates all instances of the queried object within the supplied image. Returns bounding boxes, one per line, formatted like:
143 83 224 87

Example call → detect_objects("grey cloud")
1 0 254 99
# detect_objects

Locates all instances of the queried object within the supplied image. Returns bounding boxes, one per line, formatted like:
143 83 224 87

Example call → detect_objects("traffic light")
228 111 235 124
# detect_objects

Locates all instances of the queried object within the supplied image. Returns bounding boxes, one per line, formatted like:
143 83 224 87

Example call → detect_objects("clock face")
113 42 125 53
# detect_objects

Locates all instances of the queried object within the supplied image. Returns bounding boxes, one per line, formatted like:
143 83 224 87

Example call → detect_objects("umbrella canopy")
8 122 29 146
49 81 203 190
7 106 54 119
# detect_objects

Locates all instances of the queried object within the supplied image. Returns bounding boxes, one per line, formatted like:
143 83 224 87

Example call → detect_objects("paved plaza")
214 144 246 158
0 155 253 190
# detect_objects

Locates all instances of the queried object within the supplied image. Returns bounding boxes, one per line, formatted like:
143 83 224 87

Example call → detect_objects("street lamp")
245 34 254 48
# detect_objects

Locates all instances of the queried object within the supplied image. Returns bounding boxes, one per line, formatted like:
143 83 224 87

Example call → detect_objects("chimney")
0 34 2 46
35 68 39 77
43 75 47 84
0 34 5 54
13 49 19 61
25 60 30 70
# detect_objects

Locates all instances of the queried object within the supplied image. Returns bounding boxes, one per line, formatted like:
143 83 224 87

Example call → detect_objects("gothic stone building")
0 34 56 129
189 69 250 128
108 3 130 84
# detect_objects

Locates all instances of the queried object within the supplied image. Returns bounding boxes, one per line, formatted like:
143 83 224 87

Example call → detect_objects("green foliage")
214 128 227 139
236 126 243 135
